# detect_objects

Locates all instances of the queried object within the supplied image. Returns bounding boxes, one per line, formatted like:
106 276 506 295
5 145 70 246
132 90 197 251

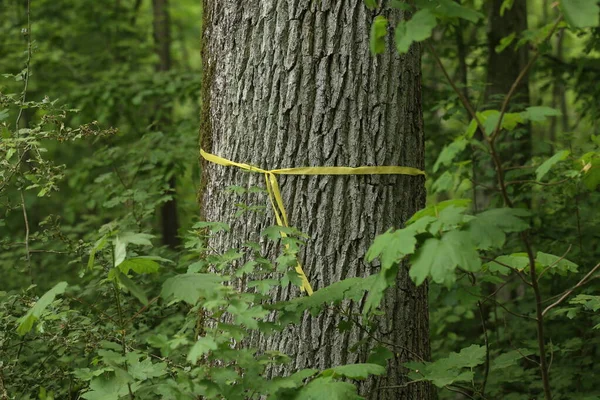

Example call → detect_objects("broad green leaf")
410 231 481 285
448 344 486 368
118 258 160 274
88 235 108 270
570 295 600 311
404 345 485 388
116 270 149 305
321 363 386 380
433 138 468 172
192 221 230 233
582 158 600 190
500 0 515 15
127 355 167 381
17 282 68 335
367 346 394 366
161 273 227 305
293 377 360 400
536 150 570 181
536 251 578 275
274 275 377 324
366 229 417 269
488 253 530 273
113 236 127 267
495 32 516 53
187 336 218 363
408 199 471 224
81 375 131 400
466 208 530 249
431 0 484 22
264 369 319 395
479 110 524 135
395 9 437 54
520 106 561 122
364 0 378 9
491 349 533 370
370 16 388 55
560 0 600 28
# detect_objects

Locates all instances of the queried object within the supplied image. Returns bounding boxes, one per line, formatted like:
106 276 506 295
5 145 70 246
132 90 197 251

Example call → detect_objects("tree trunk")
201 2 430 399
153 0 180 248
475 0 530 211
485 0 529 108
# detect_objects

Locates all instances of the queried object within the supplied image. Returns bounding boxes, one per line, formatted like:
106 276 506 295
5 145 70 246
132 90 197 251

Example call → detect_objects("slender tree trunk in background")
201 2 431 399
475 0 530 211
153 0 180 248
550 29 569 144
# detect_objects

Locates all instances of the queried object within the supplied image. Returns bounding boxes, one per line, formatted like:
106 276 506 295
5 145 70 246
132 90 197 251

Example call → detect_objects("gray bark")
201 1 430 399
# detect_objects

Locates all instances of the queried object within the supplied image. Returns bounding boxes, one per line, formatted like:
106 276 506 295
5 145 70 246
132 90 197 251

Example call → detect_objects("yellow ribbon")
201 149 425 296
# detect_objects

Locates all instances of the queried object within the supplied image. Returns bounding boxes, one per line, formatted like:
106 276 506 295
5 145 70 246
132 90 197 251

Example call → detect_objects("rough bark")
201 2 430 399
153 0 181 248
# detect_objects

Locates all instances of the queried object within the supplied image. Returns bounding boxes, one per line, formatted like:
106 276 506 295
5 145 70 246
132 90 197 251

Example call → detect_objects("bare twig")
542 262 600 317
537 245 572 280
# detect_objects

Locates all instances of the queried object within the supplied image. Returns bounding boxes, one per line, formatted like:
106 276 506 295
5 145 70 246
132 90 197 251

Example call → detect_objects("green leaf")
367 346 394 366
192 221 230 233
408 199 471 224
488 253 529 274
370 16 388 55
293 377 360 400
118 258 160 274
17 282 68 336
433 138 468 172
431 0 484 22
410 231 481 285
536 150 570 181
404 345 485 388
449 344 487 368
364 0 378 10
321 363 386 380
520 106 561 122
274 276 377 324
560 0 600 28
495 32 516 53
187 336 218 363
113 236 127 267
116 270 149 305
88 235 108 270
395 9 437 54
466 208 530 249
366 229 417 269
161 273 227 305
81 375 130 400
500 0 515 16
491 349 533 370
264 369 319 395
570 295 600 311
127 355 167 381
536 251 578 275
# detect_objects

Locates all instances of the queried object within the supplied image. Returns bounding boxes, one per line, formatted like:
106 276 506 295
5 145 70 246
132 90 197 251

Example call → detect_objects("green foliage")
560 0 600 28
16 281 68 335
3 1 600 399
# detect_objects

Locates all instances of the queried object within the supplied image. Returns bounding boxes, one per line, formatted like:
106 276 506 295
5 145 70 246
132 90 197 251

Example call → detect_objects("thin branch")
537 245 572 281
126 296 159 325
505 178 569 187
542 262 600 316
